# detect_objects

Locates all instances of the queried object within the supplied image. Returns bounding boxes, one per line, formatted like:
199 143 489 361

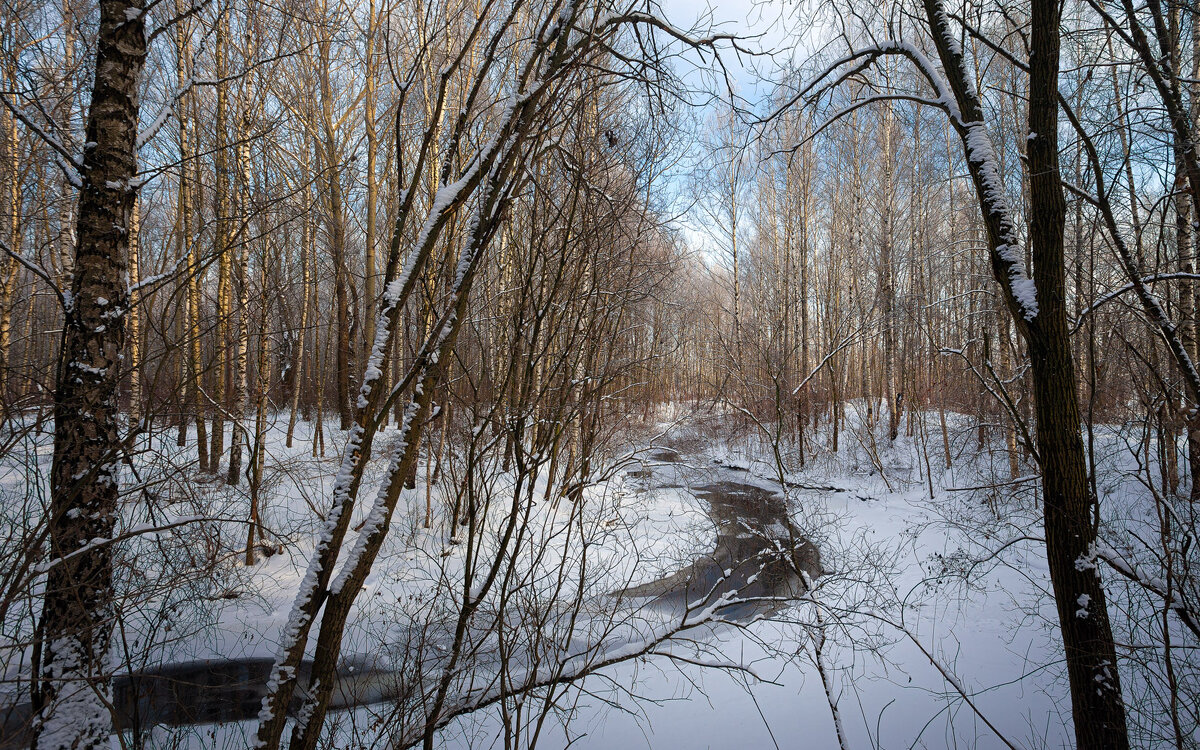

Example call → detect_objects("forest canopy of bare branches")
0 0 1198 747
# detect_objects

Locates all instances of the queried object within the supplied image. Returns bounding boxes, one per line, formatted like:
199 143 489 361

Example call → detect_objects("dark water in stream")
1 446 820 745
615 447 821 621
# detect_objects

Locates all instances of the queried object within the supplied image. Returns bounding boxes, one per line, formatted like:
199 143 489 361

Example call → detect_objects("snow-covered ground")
435 411 1077 750
2 404 1196 748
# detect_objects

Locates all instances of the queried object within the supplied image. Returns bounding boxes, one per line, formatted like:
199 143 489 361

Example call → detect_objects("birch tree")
32 0 146 746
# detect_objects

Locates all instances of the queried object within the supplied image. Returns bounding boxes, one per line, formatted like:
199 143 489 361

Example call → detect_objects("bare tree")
32 0 146 747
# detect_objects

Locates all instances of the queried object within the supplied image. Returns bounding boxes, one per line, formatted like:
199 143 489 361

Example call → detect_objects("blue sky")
648 0 798 261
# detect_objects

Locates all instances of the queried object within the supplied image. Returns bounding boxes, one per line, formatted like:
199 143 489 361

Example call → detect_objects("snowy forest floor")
2 402 1195 749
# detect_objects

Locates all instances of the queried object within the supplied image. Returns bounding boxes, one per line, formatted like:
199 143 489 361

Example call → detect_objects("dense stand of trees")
1 0 1200 746
2 0 703 747
688 0 1200 746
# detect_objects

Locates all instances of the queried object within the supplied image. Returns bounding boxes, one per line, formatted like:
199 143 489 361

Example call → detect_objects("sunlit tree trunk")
127 197 141 424
227 105 253 485
210 19 231 475
0 45 21 416
33 0 146 746
178 12 208 468
363 0 379 359
247 234 272 563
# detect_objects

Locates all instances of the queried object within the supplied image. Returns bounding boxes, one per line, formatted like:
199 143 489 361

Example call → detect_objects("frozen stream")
615 447 821 621
0 446 821 747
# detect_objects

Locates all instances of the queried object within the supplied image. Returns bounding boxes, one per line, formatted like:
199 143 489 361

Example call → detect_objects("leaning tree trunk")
33 0 146 747
920 0 1131 745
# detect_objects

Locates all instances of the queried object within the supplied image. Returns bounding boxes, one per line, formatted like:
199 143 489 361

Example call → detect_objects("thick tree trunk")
922 0 1131 744
33 0 146 746
1026 3 1129 741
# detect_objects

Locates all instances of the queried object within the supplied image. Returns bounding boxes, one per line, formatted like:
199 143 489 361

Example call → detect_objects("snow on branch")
1073 273 1200 331
776 26 1039 324
1089 541 1200 640
31 515 211 575
0 92 83 186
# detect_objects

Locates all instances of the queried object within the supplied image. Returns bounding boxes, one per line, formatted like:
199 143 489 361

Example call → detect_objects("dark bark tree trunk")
921 0 1131 745
1026 1 1129 743
33 0 146 746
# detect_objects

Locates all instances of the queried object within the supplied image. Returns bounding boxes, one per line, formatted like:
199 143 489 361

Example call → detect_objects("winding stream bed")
1 446 821 746
616 446 821 621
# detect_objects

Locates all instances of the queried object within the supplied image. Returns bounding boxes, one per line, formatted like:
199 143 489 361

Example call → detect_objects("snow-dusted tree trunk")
254 19 521 745
252 4 702 745
919 0 1131 744
33 0 146 746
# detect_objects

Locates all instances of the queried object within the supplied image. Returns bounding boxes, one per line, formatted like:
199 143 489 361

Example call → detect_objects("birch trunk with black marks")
177 12 208 468
880 99 899 442
0 48 20 415
363 0 379 361
227 108 252 486
33 0 146 746
127 197 141 424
